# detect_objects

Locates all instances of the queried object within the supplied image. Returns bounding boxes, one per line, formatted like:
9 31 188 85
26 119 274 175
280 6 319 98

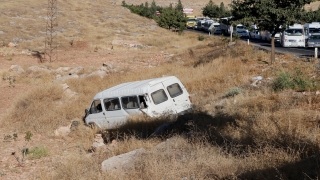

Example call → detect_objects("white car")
234 24 249 38
234 29 249 38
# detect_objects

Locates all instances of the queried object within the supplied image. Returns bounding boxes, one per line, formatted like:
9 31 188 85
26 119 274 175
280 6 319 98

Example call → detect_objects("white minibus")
84 76 193 130
280 24 305 47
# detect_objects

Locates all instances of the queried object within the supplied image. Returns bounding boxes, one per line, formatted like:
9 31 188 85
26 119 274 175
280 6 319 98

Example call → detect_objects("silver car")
307 33 320 48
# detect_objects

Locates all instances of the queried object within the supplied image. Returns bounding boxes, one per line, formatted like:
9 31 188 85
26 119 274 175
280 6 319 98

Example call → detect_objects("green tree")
155 6 187 33
231 0 315 64
202 0 231 19
219 2 231 17
175 0 183 12
306 6 320 22
202 0 220 18
150 0 157 17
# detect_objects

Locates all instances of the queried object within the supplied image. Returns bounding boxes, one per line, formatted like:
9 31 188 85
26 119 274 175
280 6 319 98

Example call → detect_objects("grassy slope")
1 0 320 180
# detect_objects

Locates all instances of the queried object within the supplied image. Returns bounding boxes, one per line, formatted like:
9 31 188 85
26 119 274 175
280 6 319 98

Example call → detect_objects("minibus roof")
93 76 178 99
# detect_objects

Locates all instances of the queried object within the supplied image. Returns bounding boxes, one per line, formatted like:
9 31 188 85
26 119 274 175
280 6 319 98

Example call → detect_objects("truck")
219 16 233 35
195 18 206 31
202 19 214 32
83 76 193 130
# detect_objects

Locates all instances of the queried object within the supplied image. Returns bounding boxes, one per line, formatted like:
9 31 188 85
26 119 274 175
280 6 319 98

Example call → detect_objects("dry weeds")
1 0 320 180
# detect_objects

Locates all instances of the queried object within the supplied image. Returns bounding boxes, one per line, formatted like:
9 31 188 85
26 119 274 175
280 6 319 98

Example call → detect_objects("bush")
272 72 294 91
26 145 49 159
224 87 242 97
198 35 205 41
272 69 313 92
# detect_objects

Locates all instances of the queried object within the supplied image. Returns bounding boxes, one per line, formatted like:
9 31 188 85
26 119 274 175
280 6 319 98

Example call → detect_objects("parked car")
249 29 260 39
213 26 222 34
83 76 193 130
260 30 281 43
233 24 249 38
249 25 260 39
307 33 320 48
208 22 220 34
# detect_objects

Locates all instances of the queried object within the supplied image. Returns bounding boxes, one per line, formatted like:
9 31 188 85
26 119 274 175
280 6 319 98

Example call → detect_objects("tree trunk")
271 34 275 64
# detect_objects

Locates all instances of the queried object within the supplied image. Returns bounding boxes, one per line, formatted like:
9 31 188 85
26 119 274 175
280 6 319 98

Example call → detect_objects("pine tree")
175 0 183 12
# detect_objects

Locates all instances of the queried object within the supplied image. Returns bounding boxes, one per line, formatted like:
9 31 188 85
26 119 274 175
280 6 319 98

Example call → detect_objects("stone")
54 74 79 82
54 126 71 137
94 134 104 143
69 66 84 75
88 70 107 78
60 83 78 98
28 65 51 73
55 67 71 74
101 148 146 172
100 66 110 73
102 62 113 69
9 65 25 74
92 142 105 149
7 42 16 47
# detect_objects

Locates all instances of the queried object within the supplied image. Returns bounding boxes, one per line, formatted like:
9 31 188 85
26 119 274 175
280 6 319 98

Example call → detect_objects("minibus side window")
104 98 121 111
139 95 148 108
151 89 168 105
90 100 102 114
167 83 183 98
121 96 139 109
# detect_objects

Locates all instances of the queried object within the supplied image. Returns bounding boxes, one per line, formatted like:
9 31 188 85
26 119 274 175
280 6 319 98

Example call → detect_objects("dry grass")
4 37 320 179
2 0 320 179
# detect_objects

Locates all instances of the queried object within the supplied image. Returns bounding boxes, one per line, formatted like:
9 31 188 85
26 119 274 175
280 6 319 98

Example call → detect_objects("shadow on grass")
102 111 238 145
237 153 320 180
99 110 320 179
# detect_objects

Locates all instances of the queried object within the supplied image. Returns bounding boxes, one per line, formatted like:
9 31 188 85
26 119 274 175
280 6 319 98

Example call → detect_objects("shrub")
272 72 294 91
272 69 313 92
198 35 204 41
224 87 242 97
26 145 49 159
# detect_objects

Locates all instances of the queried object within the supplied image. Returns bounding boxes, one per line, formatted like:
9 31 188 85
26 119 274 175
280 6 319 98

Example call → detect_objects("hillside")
1 0 320 180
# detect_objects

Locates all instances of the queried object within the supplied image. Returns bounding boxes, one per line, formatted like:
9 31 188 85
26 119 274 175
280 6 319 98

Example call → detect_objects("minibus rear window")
151 89 168 105
167 83 183 98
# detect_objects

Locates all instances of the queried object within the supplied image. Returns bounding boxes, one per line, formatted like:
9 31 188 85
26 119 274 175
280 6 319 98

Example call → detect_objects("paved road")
247 38 317 58
186 29 319 58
